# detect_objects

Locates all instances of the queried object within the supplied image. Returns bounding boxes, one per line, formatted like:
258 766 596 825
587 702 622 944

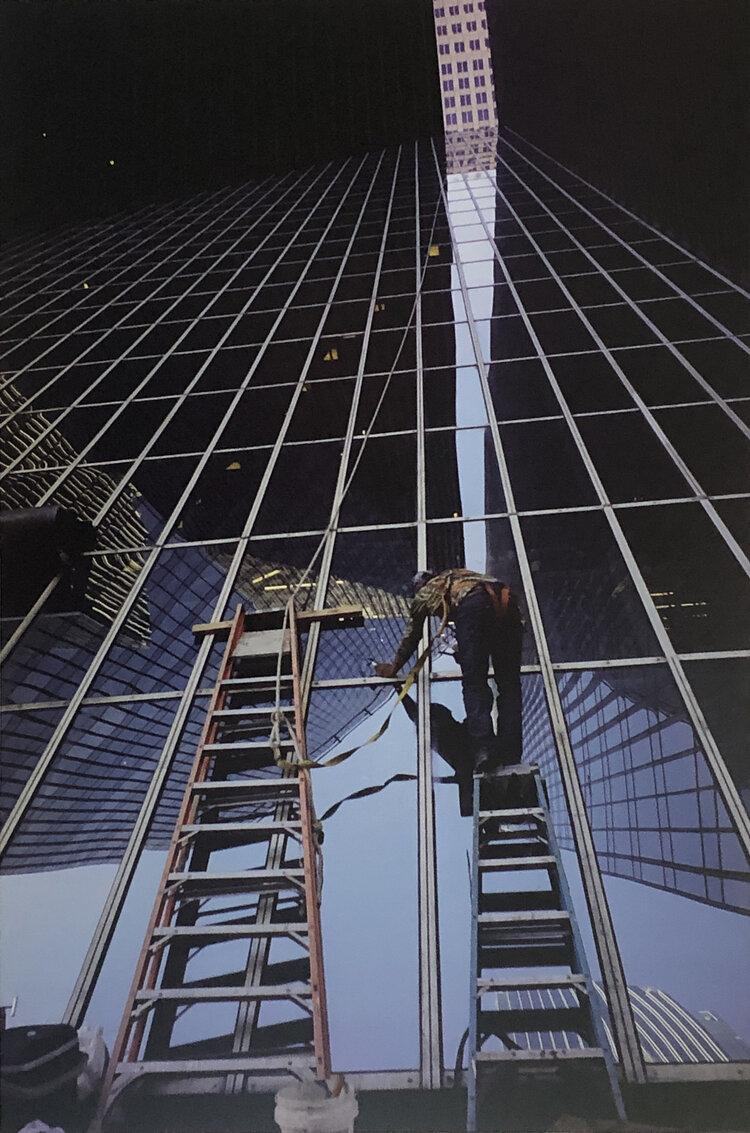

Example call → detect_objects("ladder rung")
478 856 556 872
152 923 309 942
134 985 312 1004
479 910 570 925
118 1054 313 1075
477 974 588 993
480 1005 589 1031
181 820 302 836
203 740 295 754
220 676 293 688
167 869 305 891
212 707 294 719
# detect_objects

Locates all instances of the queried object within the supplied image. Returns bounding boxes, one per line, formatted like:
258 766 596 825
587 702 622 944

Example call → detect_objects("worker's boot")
473 743 495 775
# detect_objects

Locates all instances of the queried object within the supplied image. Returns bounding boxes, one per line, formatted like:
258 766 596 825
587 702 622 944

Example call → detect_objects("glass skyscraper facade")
1 130 749 1110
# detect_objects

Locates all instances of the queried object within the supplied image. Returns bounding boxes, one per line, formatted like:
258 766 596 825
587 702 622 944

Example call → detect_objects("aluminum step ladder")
467 766 625 1132
99 601 362 1122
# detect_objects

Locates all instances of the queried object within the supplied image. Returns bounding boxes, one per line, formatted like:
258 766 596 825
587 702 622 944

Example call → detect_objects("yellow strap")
277 595 450 773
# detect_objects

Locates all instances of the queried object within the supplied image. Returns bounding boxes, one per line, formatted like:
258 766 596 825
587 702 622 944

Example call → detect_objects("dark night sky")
2 0 748 283
1 0 442 240
488 0 749 284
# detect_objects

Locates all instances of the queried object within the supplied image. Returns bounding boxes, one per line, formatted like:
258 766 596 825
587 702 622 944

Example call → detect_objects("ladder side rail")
466 775 481 1133
105 606 247 1082
537 774 627 1121
289 601 332 1080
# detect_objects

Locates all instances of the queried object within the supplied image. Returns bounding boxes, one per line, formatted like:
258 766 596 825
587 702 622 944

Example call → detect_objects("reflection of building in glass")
431 0 498 172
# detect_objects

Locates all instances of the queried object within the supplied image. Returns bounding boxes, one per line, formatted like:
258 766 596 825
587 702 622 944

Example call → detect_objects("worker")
375 568 523 774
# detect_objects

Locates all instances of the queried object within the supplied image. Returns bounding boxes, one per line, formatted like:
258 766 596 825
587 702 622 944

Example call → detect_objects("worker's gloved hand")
374 662 397 678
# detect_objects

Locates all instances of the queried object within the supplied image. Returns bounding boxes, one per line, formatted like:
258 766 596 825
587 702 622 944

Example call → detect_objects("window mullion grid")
431 138 647 1085
0 154 358 859
492 142 750 438
500 134 749 348
0 179 264 396
0 193 193 325
0 176 292 465
460 173 750 873
501 126 750 302
58 152 383 1028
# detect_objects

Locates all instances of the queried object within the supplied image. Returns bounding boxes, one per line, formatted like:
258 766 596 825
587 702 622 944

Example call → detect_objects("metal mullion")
460 173 750 864
0 180 287 465
493 146 750 436
0 157 355 855
57 154 376 1027
415 142 443 1090
0 184 256 370
0 197 184 326
502 126 750 301
473 162 750 578
433 140 647 1085
298 147 397 710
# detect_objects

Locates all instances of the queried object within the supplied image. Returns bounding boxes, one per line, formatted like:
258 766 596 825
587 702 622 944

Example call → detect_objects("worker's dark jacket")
393 568 500 671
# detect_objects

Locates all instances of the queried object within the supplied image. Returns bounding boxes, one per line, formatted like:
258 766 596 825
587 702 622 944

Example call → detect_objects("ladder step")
477 974 588 993
167 869 305 892
479 1006 591 1034
151 923 309 942
479 910 570 926
181 820 302 836
479 808 545 821
475 1048 607 1065
478 855 557 872
134 985 312 1004
118 1054 314 1075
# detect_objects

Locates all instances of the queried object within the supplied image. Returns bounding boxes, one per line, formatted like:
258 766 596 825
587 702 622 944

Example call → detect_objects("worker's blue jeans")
453 586 523 762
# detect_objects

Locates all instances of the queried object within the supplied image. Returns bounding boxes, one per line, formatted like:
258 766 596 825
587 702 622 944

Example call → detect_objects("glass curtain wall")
1 133 749 1081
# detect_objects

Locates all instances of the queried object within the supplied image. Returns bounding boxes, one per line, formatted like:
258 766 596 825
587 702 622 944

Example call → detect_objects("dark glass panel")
513 277 568 313
584 304 661 348
287 379 354 440
422 322 458 371
694 292 750 336
713 498 750 556
637 298 722 342
81 358 160 404
193 346 263 392
653 405 750 495
480 316 536 362
214 386 296 448
605 267 675 301
364 328 416 375
577 412 691 503
612 345 708 405
677 338 750 399
148 392 235 456
255 440 341 534
618 503 750 652
501 418 598 510
551 352 636 412
85 399 181 462
523 511 660 661
338 434 416 527
172 450 270 540
528 308 599 354
686 659 750 808
357 372 417 433
251 338 315 385
274 304 326 340
0 708 65 821
487 358 561 420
